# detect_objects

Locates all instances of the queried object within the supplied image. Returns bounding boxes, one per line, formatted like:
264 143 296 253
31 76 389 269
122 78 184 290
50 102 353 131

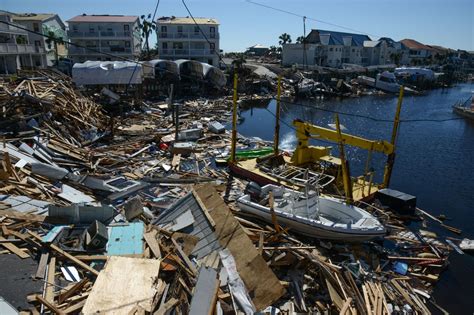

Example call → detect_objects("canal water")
234 83 474 313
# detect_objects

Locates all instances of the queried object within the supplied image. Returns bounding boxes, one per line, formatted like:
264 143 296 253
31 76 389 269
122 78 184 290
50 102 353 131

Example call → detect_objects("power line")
275 97 465 123
181 0 227 69
245 0 383 39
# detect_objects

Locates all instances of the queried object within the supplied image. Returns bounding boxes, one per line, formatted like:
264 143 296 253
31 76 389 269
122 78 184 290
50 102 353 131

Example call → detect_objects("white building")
282 29 370 68
0 11 47 74
67 14 141 63
156 16 220 66
363 37 409 66
12 13 66 66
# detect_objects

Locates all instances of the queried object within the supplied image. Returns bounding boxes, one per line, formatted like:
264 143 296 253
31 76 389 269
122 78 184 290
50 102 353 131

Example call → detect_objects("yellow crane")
290 86 404 201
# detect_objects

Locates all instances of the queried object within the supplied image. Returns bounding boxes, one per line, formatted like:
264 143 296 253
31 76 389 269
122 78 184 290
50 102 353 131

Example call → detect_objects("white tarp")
72 61 143 85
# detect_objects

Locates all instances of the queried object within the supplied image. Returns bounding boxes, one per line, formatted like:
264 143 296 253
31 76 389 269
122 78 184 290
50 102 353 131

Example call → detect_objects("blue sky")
4 0 473 51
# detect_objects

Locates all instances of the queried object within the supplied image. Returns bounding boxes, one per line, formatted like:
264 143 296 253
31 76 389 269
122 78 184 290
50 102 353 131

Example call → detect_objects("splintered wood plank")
0 236 29 258
143 230 161 259
27 231 100 276
45 256 56 303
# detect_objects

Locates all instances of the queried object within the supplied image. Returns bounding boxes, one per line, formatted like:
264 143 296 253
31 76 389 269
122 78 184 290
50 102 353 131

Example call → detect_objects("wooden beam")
27 231 100 276
192 190 216 228
0 236 29 258
36 295 64 315
144 230 161 259
170 237 197 276
45 256 56 303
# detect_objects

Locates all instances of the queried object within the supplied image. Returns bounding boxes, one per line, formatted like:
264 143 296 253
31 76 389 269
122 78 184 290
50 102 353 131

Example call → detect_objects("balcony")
159 49 214 57
68 46 134 55
158 31 219 40
68 31 135 38
0 43 45 54
0 20 27 35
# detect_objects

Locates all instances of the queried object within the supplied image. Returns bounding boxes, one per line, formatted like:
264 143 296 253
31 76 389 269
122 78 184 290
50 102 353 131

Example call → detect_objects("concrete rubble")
0 69 464 314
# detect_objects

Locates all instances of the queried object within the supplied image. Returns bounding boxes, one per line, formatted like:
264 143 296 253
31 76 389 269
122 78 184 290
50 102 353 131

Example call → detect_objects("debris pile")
0 70 464 314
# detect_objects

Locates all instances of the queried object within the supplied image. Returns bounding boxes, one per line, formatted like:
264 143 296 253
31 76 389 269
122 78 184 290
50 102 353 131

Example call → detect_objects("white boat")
375 71 401 93
237 184 386 241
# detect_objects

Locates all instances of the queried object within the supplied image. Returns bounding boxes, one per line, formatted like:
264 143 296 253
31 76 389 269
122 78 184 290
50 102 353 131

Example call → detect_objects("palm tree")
296 36 305 44
137 14 156 59
45 31 64 66
269 45 277 54
278 33 292 46
389 52 402 66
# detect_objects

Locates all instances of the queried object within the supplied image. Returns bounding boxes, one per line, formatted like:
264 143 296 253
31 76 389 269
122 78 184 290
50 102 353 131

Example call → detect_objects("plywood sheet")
82 256 160 314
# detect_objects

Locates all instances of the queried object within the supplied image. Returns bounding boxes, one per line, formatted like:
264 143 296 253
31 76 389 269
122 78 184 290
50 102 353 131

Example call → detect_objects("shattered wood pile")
0 70 463 314
0 70 109 144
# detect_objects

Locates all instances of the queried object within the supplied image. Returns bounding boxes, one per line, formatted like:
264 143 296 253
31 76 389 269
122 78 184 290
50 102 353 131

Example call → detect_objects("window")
210 26 215 38
329 48 333 52
124 25 129 31
72 25 78 31
125 41 131 47
34 40 41 47
194 26 199 33
89 25 95 33
177 26 183 32
210 43 215 53
33 23 39 32
161 26 167 32
352 49 355 52
162 42 168 49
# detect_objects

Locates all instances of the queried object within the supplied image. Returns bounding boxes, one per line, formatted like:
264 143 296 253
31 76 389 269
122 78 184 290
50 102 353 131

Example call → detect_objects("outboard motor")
245 182 262 201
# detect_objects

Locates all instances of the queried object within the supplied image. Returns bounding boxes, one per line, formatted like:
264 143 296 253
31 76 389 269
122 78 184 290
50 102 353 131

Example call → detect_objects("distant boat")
236 184 386 241
357 72 417 94
453 95 474 120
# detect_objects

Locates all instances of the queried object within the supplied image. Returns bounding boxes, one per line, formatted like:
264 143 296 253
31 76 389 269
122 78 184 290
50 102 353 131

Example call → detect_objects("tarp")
201 62 226 87
175 59 204 79
72 61 143 85
142 59 179 79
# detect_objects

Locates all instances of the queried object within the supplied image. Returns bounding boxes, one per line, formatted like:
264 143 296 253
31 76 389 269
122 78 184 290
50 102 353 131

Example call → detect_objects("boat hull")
237 199 386 242
453 106 474 120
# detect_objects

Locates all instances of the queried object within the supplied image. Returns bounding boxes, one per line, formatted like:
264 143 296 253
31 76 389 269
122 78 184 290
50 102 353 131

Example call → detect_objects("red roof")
67 15 138 23
400 39 432 51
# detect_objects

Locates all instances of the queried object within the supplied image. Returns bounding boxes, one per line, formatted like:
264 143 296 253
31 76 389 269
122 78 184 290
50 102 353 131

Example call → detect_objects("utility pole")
274 76 282 155
230 73 238 163
383 85 404 187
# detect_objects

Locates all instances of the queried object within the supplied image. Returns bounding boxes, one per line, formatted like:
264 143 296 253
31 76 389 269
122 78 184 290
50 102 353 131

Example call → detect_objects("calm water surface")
233 83 474 313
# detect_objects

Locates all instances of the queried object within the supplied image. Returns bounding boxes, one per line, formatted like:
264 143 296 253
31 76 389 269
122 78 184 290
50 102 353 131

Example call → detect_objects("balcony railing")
69 46 134 55
159 49 214 56
68 31 134 38
158 32 219 40
0 19 28 35
0 43 45 54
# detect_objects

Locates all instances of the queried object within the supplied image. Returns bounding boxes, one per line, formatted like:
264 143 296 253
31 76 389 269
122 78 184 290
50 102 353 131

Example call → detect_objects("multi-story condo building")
0 11 47 74
156 16 220 66
12 12 67 66
67 14 141 63
282 29 370 67
400 39 433 65
363 37 409 66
